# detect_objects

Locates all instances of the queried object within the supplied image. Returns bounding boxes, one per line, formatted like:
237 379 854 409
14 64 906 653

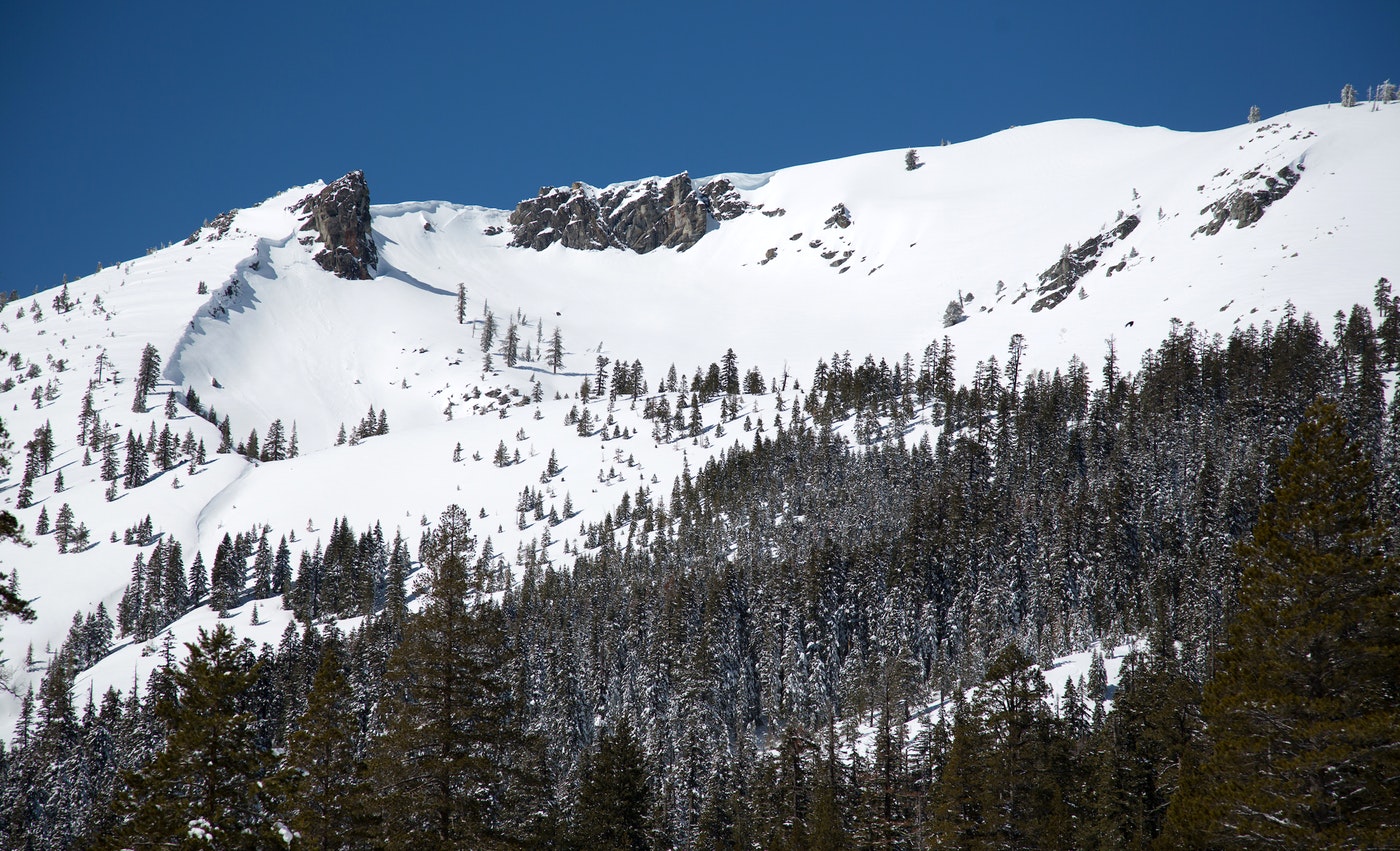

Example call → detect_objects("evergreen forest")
3 294 1399 849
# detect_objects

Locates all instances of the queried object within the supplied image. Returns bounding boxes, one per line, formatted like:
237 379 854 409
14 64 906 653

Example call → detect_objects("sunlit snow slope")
1 102 1396 737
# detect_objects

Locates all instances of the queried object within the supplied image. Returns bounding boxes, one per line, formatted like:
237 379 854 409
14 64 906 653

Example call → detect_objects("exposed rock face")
603 173 707 253
508 173 743 254
1031 215 1140 313
297 171 377 279
1196 164 1303 236
702 178 749 221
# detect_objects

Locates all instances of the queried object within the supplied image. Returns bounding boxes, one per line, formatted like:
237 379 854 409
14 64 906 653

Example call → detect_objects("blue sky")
2 0 1394 296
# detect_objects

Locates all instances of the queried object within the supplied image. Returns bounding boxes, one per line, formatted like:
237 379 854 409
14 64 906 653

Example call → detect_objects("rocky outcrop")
1196 164 1303 236
508 173 745 254
602 173 707 253
702 178 749 221
824 203 853 229
1031 215 1140 313
297 171 377 279
184 209 238 245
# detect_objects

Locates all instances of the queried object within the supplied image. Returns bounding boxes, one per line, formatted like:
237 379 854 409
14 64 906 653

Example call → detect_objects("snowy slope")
1 101 1397 738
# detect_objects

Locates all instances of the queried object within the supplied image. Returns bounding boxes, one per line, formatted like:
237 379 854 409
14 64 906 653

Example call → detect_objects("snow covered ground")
1 101 1396 738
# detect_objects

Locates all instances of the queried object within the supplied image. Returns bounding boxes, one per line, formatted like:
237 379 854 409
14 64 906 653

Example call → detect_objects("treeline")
3 292 1400 847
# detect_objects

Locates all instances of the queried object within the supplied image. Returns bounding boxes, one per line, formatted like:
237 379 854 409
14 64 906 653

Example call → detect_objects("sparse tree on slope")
502 319 519 368
480 308 497 354
547 326 565 374
131 344 161 413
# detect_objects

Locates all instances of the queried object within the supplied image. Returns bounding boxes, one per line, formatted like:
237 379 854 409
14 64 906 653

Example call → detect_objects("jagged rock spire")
298 171 378 280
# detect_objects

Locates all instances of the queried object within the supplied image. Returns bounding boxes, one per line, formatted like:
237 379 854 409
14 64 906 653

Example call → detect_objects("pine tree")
78 389 96 445
547 326 565 374
131 343 161 413
96 625 291 849
383 532 409 635
122 429 148 489
264 419 286 461
1341 83 1357 107
572 719 653 850
1162 399 1400 848
929 696 992 848
273 536 293 599
286 643 376 847
100 432 120 482
252 532 273 598
189 551 208 605
480 308 497 354
370 508 542 848
15 468 35 509
32 420 55 473
720 348 740 397
502 319 519 367
210 533 243 613
1092 647 1201 849
975 644 1066 848
54 503 75 553
456 282 467 325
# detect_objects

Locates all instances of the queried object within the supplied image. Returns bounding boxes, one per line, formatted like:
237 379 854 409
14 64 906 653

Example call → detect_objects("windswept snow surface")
1 103 1397 737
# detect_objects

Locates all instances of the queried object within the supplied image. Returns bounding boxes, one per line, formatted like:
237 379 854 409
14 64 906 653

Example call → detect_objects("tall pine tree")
1163 399 1400 848
97 625 291 849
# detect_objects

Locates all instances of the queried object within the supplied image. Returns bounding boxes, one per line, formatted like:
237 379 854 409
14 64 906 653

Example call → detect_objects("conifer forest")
2 289 1398 849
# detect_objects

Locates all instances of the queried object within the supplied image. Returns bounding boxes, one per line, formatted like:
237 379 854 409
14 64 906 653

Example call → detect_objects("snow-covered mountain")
2 101 1397 736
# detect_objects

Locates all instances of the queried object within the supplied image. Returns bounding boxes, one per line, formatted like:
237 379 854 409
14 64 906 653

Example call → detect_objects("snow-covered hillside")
1 101 1397 737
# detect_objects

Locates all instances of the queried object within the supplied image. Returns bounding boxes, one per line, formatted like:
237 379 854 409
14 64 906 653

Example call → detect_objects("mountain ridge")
0 100 1397 739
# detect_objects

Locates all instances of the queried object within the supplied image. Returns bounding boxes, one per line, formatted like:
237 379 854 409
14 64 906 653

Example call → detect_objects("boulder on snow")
824 203 853 229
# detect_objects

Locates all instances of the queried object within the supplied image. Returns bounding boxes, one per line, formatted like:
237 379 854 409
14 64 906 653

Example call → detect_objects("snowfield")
1 102 1396 738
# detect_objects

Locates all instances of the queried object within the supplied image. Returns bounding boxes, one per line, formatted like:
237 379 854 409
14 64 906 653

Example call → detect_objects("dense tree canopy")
3 301 1398 849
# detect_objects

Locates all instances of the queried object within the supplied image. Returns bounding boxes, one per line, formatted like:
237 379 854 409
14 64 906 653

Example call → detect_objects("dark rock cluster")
824 203 853 229
297 171 377 279
184 209 238 245
702 178 749 221
508 173 744 254
1196 164 1303 236
1031 215 1140 313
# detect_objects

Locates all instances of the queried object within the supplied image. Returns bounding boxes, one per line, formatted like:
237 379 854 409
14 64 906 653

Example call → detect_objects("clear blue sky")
2 0 1394 296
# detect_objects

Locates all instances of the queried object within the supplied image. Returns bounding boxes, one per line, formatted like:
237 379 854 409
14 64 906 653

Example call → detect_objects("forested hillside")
4 293 1398 848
